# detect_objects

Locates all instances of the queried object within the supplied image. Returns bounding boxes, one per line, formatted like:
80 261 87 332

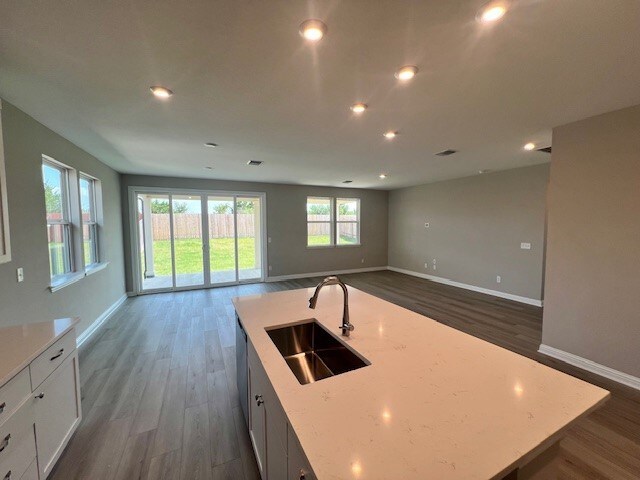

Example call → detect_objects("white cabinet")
287 427 316 480
248 361 267 478
33 352 81 479
246 339 293 480
0 322 81 480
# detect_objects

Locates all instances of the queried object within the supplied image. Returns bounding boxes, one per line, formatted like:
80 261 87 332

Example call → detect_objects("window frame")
336 197 361 246
0 100 11 264
79 173 100 267
306 196 335 248
306 196 361 248
42 157 75 280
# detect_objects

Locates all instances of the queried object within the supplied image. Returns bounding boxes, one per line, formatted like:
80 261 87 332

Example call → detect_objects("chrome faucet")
308 276 354 336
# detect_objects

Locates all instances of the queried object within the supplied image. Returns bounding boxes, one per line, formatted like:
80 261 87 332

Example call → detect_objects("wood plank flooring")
50 271 640 479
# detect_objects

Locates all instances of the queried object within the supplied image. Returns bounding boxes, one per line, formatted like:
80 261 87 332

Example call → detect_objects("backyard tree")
151 200 188 214
44 183 61 213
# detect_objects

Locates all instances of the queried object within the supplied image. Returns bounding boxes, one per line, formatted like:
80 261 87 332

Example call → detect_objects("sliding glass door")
208 196 237 285
135 189 264 293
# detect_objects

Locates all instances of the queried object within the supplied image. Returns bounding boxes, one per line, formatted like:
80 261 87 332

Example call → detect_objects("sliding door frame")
128 186 267 295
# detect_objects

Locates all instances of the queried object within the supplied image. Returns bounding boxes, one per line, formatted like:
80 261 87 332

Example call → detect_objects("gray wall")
0 101 126 336
120 175 388 292
388 164 549 301
542 105 640 377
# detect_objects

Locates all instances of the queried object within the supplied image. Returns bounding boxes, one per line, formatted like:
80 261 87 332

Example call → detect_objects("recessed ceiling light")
477 1 509 23
394 65 418 81
379 173 388 179
383 131 398 139
204 142 218 148
299 19 327 42
350 103 368 114
150 86 173 99
524 142 536 151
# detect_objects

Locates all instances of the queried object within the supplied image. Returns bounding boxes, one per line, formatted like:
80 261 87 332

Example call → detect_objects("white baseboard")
387 266 543 307
77 294 128 348
267 266 388 283
538 344 640 391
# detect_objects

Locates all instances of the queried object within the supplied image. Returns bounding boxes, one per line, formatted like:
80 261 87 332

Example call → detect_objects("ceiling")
1 1 639 190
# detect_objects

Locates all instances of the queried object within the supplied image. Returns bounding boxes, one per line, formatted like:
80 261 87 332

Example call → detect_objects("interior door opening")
135 189 265 293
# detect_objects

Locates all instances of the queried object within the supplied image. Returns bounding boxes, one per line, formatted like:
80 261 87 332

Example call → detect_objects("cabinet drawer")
29 330 76 390
19 459 38 480
0 369 30 428
0 400 36 480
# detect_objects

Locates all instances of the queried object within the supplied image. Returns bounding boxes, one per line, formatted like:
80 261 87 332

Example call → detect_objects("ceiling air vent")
247 160 263 166
435 149 457 157
537 146 552 154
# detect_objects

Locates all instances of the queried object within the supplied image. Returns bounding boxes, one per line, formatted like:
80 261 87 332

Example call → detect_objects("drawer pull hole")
50 348 65 361
0 434 10 453
0 402 5 414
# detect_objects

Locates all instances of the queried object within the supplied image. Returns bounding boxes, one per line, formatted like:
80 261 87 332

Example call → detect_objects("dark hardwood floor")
50 271 640 479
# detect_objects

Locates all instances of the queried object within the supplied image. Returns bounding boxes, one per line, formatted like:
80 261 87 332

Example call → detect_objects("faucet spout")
308 276 354 336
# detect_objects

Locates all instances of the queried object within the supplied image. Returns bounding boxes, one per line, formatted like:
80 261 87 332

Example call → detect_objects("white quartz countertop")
233 286 610 480
0 318 79 388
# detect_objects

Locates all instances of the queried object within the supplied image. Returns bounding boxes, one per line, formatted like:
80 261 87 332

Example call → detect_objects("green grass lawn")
307 234 358 246
147 235 358 275
151 237 258 275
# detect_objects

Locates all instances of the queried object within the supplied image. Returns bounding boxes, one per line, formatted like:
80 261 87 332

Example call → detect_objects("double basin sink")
267 319 369 385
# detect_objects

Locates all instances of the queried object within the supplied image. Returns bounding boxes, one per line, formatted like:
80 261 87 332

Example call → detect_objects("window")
43 160 73 278
80 175 99 266
306 196 361 246
41 156 106 290
307 197 333 246
336 198 360 245
0 101 10 264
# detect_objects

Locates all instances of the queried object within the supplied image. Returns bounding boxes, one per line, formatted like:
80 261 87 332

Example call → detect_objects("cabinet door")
33 351 81 479
248 362 267 479
288 426 316 480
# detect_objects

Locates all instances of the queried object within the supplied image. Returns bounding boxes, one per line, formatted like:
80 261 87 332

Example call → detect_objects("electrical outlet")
496 275 501 284
268 237 272 243
268 265 272 271
16 267 24 283
361 257 365 264
432 264 437 270
424 262 429 269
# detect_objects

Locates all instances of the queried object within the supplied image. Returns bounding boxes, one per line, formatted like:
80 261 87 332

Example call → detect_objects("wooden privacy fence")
151 213 257 240
150 214 358 240
307 215 358 239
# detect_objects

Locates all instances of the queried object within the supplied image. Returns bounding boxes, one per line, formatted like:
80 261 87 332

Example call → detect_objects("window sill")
49 272 85 293
49 262 110 292
306 244 362 249
85 262 109 276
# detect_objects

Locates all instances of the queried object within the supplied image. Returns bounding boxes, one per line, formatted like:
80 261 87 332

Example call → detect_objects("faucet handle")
341 323 355 333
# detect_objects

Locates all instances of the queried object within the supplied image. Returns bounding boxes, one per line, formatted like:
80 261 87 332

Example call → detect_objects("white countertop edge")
0 318 79 388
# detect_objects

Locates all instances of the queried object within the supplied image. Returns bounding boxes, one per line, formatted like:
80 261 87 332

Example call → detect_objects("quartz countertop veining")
0 317 79 388
233 286 610 480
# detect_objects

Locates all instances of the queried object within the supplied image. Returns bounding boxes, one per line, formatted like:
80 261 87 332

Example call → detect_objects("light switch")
17 267 24 283
520 242 531 250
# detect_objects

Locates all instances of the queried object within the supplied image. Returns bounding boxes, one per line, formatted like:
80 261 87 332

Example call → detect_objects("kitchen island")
233 285 609 479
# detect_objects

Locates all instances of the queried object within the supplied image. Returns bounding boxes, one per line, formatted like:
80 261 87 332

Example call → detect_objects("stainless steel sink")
266 319 369 385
